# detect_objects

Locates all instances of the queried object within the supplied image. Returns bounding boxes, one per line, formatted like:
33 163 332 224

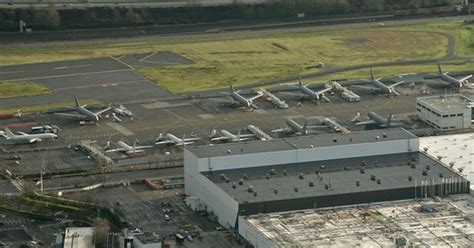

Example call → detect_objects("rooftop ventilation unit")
360 167 365 174
333 138 338 143
243 173 248 179
266 174 270 179
309 181 314 187
294 186 299 192
382 133 387 138
248 185 254 193
253 191 257 196
270 169 276 175
408 176 412 181
426 165 430 171
376 179 381 184
439 173 443 178
299 173 304 179
273 188 278 194
422 170 428 176
283 170 288 176
238 179 244 185
232 183 236 189
370 175 376 181
356 181 360 187
220 174 226 181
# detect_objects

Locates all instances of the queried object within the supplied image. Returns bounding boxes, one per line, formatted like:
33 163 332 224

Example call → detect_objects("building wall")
184 150 240 228
239 179 471 215
239 216 275 248
197 138 419 172
416 98 472 130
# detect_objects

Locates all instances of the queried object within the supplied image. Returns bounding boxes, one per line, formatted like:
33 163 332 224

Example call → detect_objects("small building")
63 227 95 248
416 94 472 130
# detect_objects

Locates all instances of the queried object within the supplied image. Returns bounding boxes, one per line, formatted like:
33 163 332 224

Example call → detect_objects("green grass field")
0 20 471 94
0 99 101 114
0 81 51 99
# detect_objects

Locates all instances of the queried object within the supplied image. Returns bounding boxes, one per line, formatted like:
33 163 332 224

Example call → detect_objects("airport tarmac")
0 57 174 109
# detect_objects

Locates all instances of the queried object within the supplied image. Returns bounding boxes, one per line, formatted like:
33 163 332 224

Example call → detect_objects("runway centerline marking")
55 79 149 91
52 64 91 70
106 123 135 136
2 68 132 82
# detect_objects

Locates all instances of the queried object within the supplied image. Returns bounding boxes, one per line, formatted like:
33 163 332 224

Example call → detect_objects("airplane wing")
210 136 231 142
247 92 264 102
388 80 405 88
28 138 42 143
54 112 88 119
134 145 153 149
239 134 256 138
355 120 376 126
126 149 146 154
457 75 473 83
105 148 127 153
306 125 328 129
316 87 332 95
17 131 29 136
183 137 201 142
350 85 377 91
271 128 292 133
94 107 112 116
155 140 175 145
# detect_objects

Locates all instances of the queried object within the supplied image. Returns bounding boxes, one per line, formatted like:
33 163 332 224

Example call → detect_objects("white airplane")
114 105 133 117
210 130 255 143
352 69 405 95
105 141 153 154
280 76 332 102
155 133 201 146
271 119 319 136
55 94 111 122
3 127 58 144
436 63 473 88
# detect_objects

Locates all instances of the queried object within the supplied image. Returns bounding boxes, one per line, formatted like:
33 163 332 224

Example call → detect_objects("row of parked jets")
219 64 473 110
0 110 402 147
101 111 406 154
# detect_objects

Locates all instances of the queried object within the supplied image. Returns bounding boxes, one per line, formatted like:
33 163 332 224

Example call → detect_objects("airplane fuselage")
367 112 387 126
372 80 392 94
117 141 132 150
440 74 463 88
77 107 100 121
231 93 252 108
286 119 304 133
300 86 319 100
220 130 237 140
9 133 57 143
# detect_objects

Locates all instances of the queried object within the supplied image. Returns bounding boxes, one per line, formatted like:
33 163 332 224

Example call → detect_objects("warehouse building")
416 94 473 130
184 129 470 231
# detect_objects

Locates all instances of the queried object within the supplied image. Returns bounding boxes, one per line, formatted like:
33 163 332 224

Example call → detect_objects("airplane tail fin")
74 94 80 107
370 68 375 80
4 127 15 138
302 121 308 135
387 114 393 127
229 82 235 93
298 75 303 86
437 62 443 74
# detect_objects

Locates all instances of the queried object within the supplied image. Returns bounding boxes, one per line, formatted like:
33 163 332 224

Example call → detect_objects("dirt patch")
346 38 370 45
272 42 289 51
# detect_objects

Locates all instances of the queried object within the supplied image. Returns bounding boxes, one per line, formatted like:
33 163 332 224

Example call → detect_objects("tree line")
0 0 460 31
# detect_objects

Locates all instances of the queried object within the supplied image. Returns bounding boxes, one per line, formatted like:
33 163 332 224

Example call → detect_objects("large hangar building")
184 129 470 232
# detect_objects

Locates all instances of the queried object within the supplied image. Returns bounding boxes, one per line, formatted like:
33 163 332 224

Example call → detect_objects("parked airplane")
282 76 332 102
155 133 200 146
271 118 319 135
105 141 153 154
352 112 404 128
258 88 289 109
114 105 133 117
436 62 473 88
220 83 263 110
316 117 351 133
246 125 273 141
55 94 111 122
3 127 57 144
352 69 405 95
210 130 255 143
